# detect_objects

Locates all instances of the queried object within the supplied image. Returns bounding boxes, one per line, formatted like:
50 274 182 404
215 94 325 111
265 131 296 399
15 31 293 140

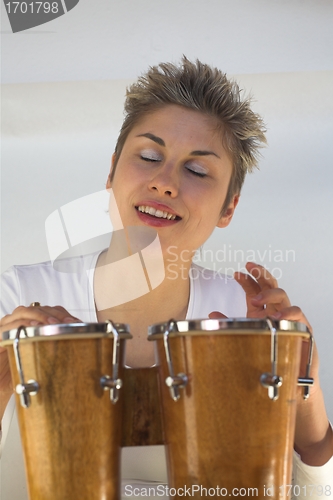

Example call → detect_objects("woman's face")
107 105 239 258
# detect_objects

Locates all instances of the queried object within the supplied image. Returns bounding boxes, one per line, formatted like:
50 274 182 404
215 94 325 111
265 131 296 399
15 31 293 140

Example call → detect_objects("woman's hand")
234 262 319 383
1 304 80 334
210 262 318 387
234 262 312 329
0 305 81 420
210 262 311 330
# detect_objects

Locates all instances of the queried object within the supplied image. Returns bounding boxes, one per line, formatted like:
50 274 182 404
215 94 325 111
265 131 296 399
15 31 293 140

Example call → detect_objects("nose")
148 164 179 197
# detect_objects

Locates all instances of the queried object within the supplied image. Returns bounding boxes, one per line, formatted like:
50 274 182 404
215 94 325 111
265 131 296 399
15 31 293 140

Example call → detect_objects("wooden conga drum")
1 321 132 500
148 318 313 499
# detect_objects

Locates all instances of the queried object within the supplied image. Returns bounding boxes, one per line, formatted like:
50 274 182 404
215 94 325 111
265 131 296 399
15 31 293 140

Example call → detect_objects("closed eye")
141 155 160 162
188 169 206 178
185 164 208 178
140 149 162 162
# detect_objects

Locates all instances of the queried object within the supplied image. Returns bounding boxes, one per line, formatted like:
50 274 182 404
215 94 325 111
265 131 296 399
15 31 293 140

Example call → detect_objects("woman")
1 58 332 498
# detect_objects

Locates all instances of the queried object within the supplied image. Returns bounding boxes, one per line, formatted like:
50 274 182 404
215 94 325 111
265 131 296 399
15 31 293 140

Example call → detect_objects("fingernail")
252 294 263 302
63 317 79 323
30 320 39 326
47 317 59 324
272 312 282 319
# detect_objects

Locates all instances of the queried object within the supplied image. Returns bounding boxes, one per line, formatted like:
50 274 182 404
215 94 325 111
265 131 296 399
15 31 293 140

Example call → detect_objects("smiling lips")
137 205 178 220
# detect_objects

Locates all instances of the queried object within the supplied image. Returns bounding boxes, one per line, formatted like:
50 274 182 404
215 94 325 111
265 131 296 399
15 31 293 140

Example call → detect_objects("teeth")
137 205 177 220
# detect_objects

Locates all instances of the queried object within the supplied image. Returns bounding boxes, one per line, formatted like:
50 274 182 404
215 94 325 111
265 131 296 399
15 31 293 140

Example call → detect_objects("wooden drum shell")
4 326 129 500
150 321 309 500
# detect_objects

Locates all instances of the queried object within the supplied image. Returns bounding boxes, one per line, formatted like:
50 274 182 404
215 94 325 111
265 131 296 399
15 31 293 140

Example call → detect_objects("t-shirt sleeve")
291 449 333 499
0 267 21 318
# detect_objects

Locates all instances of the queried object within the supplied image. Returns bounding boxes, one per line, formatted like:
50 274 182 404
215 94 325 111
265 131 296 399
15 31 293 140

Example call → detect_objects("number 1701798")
5 2 59 14
277 485 331 497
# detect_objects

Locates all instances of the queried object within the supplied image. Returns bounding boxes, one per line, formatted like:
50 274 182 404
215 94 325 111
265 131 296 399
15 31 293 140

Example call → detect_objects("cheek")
112 163 137 192
119 160 149 186
191 184 227 219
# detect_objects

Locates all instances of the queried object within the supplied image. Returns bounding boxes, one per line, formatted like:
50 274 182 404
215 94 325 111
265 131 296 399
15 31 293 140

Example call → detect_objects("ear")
106 153 117 189
216 194 240 228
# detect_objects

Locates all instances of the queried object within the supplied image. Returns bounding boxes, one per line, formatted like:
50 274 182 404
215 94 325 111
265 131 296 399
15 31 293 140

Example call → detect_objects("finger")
270 306 312 333
234 271 261 297
208 311 228 319
1 318 43 336
234 272 264 317
0 313 44 334
34 305 81 324
251 288 291 313
1 305 80 328
236 263 291 317
245 262 278 292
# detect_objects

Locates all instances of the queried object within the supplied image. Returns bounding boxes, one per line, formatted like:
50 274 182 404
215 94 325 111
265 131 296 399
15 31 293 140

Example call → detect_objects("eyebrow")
137 133 220 159
191 150 220 159
137 133 165 146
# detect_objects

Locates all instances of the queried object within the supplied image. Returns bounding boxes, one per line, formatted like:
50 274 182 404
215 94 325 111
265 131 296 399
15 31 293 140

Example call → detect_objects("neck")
93 244 192 367
94 228 194 315
94 249 192 319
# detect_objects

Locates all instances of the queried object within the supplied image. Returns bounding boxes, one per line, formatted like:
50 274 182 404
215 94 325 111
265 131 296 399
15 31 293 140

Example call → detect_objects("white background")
1 0 333 423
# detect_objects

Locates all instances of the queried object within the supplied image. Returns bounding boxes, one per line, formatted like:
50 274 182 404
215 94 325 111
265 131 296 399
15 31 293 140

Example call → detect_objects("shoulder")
0 252 101 316
188 263 247 318
190 262 238 283
2 252 98 284
190 262 244 294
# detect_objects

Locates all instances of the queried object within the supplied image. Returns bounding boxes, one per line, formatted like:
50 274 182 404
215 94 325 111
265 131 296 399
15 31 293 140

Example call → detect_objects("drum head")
1 322 132 345
148 318 310 339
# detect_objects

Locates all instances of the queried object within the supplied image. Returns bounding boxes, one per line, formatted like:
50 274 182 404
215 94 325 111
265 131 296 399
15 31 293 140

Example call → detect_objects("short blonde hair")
114 57 267 212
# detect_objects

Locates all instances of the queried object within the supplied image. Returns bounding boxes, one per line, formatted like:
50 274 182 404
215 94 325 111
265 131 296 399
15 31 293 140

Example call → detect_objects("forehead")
126 105 224 150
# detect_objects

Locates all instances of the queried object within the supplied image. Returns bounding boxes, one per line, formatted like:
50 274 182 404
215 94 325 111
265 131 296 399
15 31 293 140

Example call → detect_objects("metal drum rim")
148 317 310 339
1 322 132 345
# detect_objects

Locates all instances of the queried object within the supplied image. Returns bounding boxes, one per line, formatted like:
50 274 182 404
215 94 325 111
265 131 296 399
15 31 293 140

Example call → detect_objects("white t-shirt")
1 254 332 499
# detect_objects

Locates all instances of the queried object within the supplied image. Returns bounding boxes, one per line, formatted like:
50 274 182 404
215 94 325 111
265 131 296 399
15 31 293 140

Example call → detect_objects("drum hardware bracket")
260 320 315 401
163 319 188 401
260 373 283 400
165 374 188 391
260 319 282 401
297 333 314 399
100 375 123 392
13 326 40 408
100 320 123 404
